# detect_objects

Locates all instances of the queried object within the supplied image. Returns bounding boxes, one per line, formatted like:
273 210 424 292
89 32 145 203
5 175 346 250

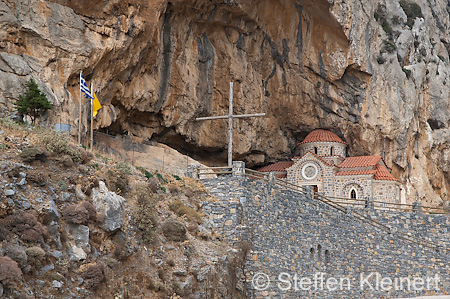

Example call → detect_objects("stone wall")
299 142 346 158
200 167 450 298
372 181 402 204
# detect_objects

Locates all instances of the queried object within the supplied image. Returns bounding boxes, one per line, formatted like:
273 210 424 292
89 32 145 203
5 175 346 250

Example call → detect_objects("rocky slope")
0 121 245 298
1 0 450 205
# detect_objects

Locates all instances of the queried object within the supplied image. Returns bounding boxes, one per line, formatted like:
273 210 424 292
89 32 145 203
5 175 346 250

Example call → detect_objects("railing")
240 168 448 252
197 166 232 177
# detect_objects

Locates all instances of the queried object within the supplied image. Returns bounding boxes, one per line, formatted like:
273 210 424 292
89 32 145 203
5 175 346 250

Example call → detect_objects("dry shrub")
167 183 180 194
112 231 133 260
229 241 252 296
95 212 106 224
148 178 159 193
81 177 99 196
167 259 175 267
106 162 131 194
4 245 27 272
0 256 23 288
80 201 97 220
0 218 12 241
5 212 47 243
83 264 105 290
184 189 195 199
78 147 94 164
158 268 167 282
62 204 89 225
26 171 46 186
172 281 184 296
53 155 74 168
161 218 186 242
169 199 203 224
20 146 48 163
183 177 207 194
136 271 155 290
38 130 82 163
25 246 46 270
187 222 198 233
134 185 158 243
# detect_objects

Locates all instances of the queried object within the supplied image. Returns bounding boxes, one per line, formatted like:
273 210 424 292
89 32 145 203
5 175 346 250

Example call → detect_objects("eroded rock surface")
1 0 450 204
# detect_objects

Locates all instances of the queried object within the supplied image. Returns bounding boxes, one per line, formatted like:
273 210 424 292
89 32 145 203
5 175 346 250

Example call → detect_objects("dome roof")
297 129 348 146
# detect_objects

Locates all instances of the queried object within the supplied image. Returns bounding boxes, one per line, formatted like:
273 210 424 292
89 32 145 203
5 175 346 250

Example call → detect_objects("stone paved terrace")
193 162 450 299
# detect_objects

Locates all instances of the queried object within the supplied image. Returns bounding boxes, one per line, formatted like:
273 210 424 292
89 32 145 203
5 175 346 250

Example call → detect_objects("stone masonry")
198 162 450 298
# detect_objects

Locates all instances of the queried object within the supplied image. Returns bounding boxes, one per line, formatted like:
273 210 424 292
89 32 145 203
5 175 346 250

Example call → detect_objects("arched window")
317 244 322 261
314 147 318 155
330 146 334 156
310 248 315 260
325 250 330 264
350 189 357 199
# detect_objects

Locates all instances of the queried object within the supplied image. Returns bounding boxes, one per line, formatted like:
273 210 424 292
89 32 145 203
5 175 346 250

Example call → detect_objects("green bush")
383 40 397 53
144 170 153 179
402 68 412 78
15 78 51 124
116 161 132 176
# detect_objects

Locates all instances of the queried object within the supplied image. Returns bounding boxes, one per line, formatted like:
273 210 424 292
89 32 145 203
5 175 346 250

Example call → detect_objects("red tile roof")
337 156 382 168
335 170 376 176
257 161 294 172
373 164 402 182
298 129 348 145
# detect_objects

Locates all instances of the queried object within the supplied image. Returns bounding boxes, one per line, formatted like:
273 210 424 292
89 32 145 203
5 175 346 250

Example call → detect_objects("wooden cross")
196 82 265 167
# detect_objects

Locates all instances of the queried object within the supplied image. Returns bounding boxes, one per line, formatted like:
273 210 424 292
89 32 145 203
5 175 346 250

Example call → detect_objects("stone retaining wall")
199 164 450 298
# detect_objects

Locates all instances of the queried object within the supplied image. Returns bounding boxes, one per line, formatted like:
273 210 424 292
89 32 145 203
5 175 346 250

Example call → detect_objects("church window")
314 147 318 154
350 189 357 199
317 244 322 261
310 248 315 260
330 146 334 156
325 250 330 264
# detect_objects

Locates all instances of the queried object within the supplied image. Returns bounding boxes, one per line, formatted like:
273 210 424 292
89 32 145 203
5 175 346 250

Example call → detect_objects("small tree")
15 78 51 124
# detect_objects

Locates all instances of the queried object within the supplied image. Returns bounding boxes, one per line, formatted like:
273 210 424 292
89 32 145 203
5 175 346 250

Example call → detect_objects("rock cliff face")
1 0 450 205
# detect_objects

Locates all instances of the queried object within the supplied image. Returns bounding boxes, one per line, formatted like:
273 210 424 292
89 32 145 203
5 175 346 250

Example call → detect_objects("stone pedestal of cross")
196 82 265 167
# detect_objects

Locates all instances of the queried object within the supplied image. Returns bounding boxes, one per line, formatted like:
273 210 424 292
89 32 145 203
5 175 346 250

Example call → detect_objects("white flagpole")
90 83 94 151
78 72 82 145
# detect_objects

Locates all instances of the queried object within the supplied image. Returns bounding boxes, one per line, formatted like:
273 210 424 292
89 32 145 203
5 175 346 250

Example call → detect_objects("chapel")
258 129 402 203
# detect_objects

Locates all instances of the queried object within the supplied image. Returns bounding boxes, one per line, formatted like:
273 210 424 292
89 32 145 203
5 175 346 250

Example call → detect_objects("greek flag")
80 73 94 99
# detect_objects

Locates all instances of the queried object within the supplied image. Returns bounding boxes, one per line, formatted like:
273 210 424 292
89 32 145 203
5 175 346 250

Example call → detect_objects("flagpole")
90 83 94 151
78 72 82 145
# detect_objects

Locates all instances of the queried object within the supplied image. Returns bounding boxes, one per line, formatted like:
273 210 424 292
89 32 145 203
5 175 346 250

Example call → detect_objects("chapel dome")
297 129 348 146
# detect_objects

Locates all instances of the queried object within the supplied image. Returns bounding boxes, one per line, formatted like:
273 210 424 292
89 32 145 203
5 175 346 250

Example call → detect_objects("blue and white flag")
80 73 94 99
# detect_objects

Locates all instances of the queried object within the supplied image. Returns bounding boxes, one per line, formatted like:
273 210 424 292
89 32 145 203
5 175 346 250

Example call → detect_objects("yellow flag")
92 91 102 117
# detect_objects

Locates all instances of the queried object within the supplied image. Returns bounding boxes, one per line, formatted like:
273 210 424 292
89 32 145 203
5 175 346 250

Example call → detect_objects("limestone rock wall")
1 0 450 205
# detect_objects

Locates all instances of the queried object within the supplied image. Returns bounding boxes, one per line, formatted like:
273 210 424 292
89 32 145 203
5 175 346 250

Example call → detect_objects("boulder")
41 197 60 223
92 181 125 232
4 189 14 196
65 224 90 253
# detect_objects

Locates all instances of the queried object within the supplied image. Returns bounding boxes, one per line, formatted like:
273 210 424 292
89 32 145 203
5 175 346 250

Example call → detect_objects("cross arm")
196 115 229 121
232 113 266 118
196 113 265 121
